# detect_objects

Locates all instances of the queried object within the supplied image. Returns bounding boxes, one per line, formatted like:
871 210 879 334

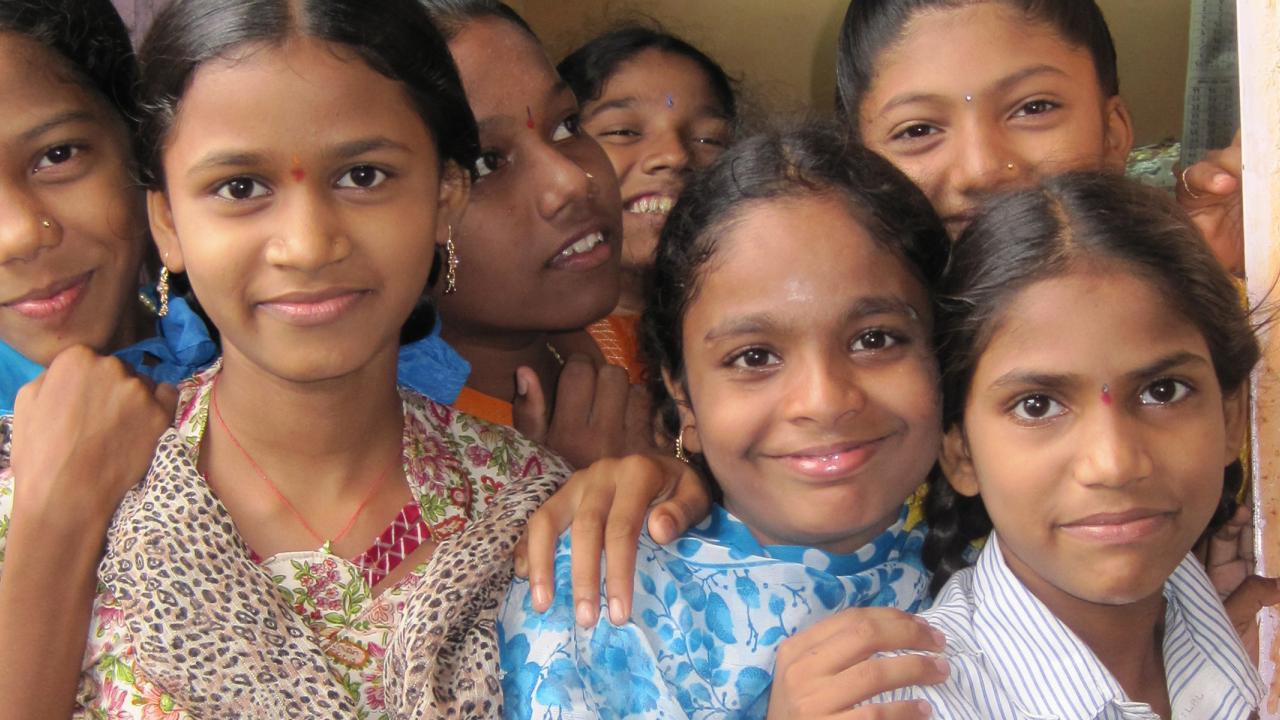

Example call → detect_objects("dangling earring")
444 225 459 295
675 426 692 463
139 267 171 317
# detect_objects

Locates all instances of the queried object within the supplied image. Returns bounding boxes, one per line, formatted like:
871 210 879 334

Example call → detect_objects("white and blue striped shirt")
872 532 1262 719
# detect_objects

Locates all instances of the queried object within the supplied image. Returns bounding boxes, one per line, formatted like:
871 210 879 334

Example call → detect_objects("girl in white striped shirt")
872 172 1265 719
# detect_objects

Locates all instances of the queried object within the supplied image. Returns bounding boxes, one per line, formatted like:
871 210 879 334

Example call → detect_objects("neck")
206 345 404 495
442 325 565 402
999 540 1171 716
615 268 647 316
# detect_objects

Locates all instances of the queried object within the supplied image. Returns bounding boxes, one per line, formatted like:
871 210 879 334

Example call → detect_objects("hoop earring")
444 225 459 295
675 426 692 463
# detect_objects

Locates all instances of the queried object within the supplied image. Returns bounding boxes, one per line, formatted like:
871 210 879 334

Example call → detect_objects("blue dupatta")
499 504 931 720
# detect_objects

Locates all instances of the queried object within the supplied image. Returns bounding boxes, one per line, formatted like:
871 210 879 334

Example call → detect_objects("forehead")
0 33 113 128
596 49 718 106
165 38 433 156
689 195 928 325
449 19 559 118
861 3 1103 112
975 268 1210 378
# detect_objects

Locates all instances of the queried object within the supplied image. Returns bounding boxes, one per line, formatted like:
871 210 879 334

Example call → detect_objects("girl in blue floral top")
499 123 952 719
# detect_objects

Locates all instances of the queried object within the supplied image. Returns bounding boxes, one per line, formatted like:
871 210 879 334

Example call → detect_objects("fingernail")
575 599 597 627
932 656 950 675
517 374 528 396
655 513 676 540
916 699 933 717
531 583 549 611
609 597 626 625
929 626 947 648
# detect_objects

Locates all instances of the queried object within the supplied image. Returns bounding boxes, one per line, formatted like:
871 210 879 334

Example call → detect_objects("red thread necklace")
209 377 397 550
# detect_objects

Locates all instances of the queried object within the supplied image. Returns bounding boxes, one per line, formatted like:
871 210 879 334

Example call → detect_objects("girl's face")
673 195 940 554
582 49 731 273
944 268 1244 609
149 38 465 383
0 33 146 364
440 19 621 336
857 3 1133 238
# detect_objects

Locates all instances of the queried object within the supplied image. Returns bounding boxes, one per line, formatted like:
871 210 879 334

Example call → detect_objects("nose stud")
40 218 52 228
1006 162 1016 171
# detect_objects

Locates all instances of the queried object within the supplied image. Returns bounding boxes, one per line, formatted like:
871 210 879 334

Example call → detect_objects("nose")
534 140 596 222
640 129 691 176
783 351 868 426
1071 406 1154 488
0 181 60 264
951 121 1026 201
265 187 352 272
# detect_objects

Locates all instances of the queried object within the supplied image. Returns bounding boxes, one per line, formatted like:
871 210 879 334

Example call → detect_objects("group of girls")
0 1 1268 720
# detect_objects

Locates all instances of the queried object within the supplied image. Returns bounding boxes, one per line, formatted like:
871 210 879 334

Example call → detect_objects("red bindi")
290 156 305 182
1100 384 1113 406
526 105 535 130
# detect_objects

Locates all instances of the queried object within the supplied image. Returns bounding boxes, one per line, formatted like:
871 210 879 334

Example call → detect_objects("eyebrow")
185 137 410 178
875 64 1070 116
20 110 97 144
987 351 1211 392
703 295 922 342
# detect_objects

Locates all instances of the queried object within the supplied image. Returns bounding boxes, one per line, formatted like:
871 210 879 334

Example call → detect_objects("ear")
147 189 185 274
1101 96 1135 171
1221 386 1250 467
434 161 471 249
661 367 702 454
939 425 979 497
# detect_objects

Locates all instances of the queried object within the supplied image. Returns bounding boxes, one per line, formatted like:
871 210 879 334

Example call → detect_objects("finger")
523 487 579 610
567 477 616 627
1224 575 1280 633
1180 159 1240 202
648 460 713 544
549 354 597 435
838 700 934 720
779 608 945 676
622 383 656 453
1207 506 1249 568
511 366 549 443
587 364 630 440
824 654 948 714
601 468 670 623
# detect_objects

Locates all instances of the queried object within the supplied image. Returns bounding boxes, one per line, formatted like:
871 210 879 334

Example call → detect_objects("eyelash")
475 113 583 180
32 143 86 174
1007 378 1195 425
211 164 391 200
722 329 908 372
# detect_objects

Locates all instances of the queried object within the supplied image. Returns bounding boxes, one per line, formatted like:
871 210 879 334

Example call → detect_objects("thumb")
1224 575 1280 633
512 366 549 443
647 458 713 544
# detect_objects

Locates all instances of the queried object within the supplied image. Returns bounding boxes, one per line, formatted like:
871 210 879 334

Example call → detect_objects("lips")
3 272 92 321
770 438 887 480
1057 508 1174 544
257 288 368 327
547 229 611 271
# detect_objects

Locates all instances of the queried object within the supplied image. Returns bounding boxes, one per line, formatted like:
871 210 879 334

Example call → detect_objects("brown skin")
148 38 467 565
439 19 621 407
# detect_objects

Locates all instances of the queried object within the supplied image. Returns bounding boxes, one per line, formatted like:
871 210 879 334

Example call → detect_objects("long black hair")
643 121 950 486
924 171 1260 593
137 0 481 342
836 0 1120 134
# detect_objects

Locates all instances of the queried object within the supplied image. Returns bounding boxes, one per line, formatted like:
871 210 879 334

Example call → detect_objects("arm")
514 453 712 625
0 348 174 719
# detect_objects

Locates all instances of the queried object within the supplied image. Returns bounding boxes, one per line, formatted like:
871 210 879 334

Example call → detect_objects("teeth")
559 231 604 257
627 196 674 215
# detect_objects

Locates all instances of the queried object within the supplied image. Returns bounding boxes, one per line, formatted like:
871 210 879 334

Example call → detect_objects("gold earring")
444 225 459 294
675 426 692 462
155 267 170 317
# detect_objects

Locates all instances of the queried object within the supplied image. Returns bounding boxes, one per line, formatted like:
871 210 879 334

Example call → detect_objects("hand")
766 608 947 719
1207 507 1280 661
9 346 176 535
1177 130 1243 274
512 354 654 469
513 453 711 626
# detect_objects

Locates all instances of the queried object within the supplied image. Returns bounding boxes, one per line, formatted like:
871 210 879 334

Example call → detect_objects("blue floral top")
499 504 931 719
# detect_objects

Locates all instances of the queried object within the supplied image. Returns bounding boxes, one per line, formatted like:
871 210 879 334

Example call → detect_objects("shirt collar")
971 532 1261 719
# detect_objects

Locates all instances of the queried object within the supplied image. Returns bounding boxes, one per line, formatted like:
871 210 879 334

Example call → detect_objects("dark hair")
417 0 536 42
0 0 140 139
643 122 950 484
924 171 1261 593
558 26 736 122
138 0 480 343
835 0 1119 134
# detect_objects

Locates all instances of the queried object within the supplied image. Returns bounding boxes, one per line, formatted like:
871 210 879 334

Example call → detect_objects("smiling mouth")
3 272 92 321
258 290 368 326
770 437 888 480
626 195 675 216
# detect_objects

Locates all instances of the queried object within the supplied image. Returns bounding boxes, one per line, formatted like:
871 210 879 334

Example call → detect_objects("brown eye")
1139 379 1190 406
216 177 267 201
730 347 780 370
336 165 386 189
1012 394 1065 421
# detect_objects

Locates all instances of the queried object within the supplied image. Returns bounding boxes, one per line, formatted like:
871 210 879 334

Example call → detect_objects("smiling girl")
869 172 1262 718
0 0 573 715
500 123 950 718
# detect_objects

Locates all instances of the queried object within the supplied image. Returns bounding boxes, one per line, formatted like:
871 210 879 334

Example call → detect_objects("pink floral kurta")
0 366 566 718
